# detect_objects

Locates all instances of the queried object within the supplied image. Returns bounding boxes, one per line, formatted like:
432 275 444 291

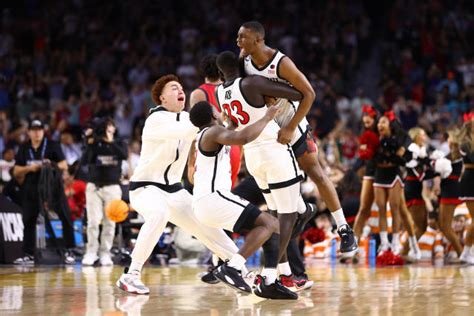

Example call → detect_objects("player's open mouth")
178 96 185 101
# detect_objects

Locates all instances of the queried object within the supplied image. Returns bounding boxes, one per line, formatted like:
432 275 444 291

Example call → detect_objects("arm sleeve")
50 142 66 162
110 141 129 160
141 113 199 142
251 76 303 101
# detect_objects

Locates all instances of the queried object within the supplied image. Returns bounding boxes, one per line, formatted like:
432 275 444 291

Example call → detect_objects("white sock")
227 254 246 271
277 262 292 276
408 236 418 252
331 209 347 228
462 245 472 255
129 261 143 274
380 231 389 247
391 233 400 249
212 254 219 267
261 268 277 285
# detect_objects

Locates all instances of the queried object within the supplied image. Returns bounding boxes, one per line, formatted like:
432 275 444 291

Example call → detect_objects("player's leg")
295 137 357 253
169 189 239 261
463 201 474 263
116 187 171 295
439 203 463 257
374 186 389 253
353 178 374 240
387 182 403 254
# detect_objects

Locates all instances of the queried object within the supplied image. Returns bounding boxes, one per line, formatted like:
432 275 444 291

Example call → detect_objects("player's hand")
277 126 296 144
264 96 278 105
264 105 280 120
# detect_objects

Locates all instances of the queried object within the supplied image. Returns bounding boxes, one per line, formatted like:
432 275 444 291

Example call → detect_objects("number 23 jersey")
216 78 279 147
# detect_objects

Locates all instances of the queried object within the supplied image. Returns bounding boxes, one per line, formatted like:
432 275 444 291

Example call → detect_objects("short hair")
199 54 219 81
241 21 265 38
151 74 180 105
216 51 239 75
189 101 214 129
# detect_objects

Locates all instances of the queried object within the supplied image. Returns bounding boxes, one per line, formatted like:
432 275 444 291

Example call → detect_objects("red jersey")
198 83 241 187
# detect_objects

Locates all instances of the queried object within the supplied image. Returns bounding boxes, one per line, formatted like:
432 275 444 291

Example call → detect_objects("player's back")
216 78 279 147
198 83 220 112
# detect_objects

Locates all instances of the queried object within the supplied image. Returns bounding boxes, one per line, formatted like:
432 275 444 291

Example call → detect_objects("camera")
84 117 113 143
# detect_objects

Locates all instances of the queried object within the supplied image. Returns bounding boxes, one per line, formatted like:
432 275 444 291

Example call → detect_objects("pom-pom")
407 143 421 159
376 249 405 266
301 227 326 244
434 158 452 179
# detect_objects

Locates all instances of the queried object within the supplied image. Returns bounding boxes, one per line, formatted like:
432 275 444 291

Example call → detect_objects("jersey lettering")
222 100 250 125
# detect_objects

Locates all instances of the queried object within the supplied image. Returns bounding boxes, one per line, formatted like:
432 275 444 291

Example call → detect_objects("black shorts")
232 176 265 206
363 160 376 180
233 203 262 234
373 166 404 188
292 129 318 158
460 169 474 201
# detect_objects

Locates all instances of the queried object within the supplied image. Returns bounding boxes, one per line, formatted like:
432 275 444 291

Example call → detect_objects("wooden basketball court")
1 262 474 315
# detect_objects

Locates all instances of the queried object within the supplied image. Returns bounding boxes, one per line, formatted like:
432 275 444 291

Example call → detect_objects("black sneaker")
13 254 34 265
254 276 298 300
64 250 76 265
213 262 251 293
291 203 317 238
337 224 358 254
201 268 220 284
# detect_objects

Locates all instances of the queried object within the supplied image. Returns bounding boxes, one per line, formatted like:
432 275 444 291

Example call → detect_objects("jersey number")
222 101 250 125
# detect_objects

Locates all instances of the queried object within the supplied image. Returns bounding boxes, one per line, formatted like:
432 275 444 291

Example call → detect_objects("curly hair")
151 74 180 105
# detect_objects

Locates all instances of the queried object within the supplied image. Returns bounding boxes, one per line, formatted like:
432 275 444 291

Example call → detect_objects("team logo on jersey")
225 90 232 100
268 64 276 75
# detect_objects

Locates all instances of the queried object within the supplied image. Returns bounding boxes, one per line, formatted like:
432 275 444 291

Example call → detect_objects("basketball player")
215 51 311 290
116 75 240 295
237 21 357 254
189 54 242 188
190 101 297 299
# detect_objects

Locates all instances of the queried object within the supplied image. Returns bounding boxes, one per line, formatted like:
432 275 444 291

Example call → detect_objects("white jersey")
243 50 308 130
216 78 280 147
193 127 232 201
131 106 198 185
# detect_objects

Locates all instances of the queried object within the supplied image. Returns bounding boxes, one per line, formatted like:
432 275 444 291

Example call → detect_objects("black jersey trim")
261 188 271 194
287 144 299 177
276 54 287 80
211 156 218 192
215 86 223 112
268 175 303 190
216 190 247 208
129 181 183 193
176 113 181 121
149 106 168 115
250 50 279 71
164 144 180 185
198 127 223 157
223 79 237 89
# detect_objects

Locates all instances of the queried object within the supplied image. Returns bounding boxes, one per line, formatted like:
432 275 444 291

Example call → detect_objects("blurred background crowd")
1 0 473 265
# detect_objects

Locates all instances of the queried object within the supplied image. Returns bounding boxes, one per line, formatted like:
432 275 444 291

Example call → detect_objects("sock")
391 233 400 250
331 209 347 228
261 268 277 285
380 231 389 248
129 261 143 274
277 262 292 276
227 254 246 271
408 236 418 252
212 254 219 267
462 245 472 255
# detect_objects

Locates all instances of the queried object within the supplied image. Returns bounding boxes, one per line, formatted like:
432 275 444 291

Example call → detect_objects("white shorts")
193 190 261 233
244 142 303 214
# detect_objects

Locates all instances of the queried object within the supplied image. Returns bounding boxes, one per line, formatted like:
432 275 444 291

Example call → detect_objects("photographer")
12 120 74 264
82 117 127 266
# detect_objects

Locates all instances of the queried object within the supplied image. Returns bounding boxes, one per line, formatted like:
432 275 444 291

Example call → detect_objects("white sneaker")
460 247 471 263
116 270 150 295
100 254 113 266
82 253 99 266
407 249 421 262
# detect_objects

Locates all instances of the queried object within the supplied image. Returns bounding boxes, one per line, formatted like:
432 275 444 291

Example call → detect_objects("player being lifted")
237 21 357 254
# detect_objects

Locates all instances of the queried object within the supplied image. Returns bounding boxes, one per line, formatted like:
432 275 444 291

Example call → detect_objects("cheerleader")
437 129 463 259
459 115 474 264
353 105 379 243
404 127 436 238
373 112 406 254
